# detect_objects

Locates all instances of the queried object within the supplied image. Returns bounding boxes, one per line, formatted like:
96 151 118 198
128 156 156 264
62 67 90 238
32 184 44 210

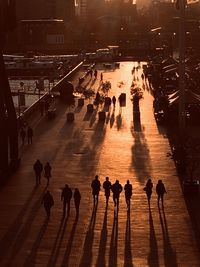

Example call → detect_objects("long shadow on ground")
109 209 118 267
131 128 152 185
79 203 98 267
60 217 79 267
96 207 108 267
148 210 159 267
47 216 69 267
23 217 49 267
124 211 133 267
159 208 177 267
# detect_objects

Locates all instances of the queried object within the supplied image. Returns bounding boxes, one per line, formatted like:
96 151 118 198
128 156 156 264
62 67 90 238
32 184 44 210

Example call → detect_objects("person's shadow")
47 216 69 267
159 208 177 267
148 210 159 267
60 217 79 267
96 207 108 267
23 217 49 267
110 111 115 128
124 211 133 267
79 204 97 267
116 113 122 130
109 210 118 267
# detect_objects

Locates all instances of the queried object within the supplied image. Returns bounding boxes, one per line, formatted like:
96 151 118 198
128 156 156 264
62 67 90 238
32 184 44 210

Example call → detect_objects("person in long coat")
33 159 43 185
144 178 153 206
91 175 101 204
74 188 81 217
111 180 122 207
42 190 54 217
61 184 72 217
124 180 133 211
156 179 166 208
44 162 52 186
103 177 112 206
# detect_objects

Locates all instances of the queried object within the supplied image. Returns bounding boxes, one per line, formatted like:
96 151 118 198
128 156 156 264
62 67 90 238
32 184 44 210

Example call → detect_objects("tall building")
76 0 87 19
56 0 75 22
16 0 75 23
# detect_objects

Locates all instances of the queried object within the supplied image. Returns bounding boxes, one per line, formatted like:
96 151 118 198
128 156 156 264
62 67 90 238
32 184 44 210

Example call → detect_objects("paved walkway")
0 62 199 267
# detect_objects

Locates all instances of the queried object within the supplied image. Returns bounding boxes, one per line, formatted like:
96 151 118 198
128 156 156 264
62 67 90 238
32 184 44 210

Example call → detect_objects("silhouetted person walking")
61 184 72 217
94 69 97 79
44 162 52 186
111 180 122 207
20 127 26 145
27 126 33 144
156 180 166 208
124 180 133 211
100 72 103 82
95 91 100 105
42 190 54 217
103 176 112 206
91 175 101 204
112 96 116 107
74 188 81 217
141 73 145 80
33 159 43 185
144 178 153 206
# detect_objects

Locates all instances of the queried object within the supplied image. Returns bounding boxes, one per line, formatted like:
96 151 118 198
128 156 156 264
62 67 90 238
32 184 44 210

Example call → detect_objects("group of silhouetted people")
33 160 52 186
61 184 81 217
143 178 167 208
20 125 33 145
42 185 81 218
91 175 133 211
91 175 167 211
42 175 166 218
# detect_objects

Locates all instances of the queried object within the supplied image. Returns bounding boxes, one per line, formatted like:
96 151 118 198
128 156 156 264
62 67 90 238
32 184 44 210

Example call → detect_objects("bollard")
78 98 84 106
105 97 111 106
87 104 94 113
98 111 106 122
67 112 74 122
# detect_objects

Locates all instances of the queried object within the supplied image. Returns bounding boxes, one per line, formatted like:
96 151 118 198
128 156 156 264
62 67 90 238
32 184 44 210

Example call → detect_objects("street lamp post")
18 89 21 117
178 0 186 134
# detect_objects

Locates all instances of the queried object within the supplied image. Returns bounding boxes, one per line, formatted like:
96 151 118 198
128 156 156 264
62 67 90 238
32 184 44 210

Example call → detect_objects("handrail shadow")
0 186 44 264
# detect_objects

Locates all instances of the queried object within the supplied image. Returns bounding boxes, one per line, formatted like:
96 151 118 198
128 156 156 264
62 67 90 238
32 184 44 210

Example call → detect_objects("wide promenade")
0 62 199 267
